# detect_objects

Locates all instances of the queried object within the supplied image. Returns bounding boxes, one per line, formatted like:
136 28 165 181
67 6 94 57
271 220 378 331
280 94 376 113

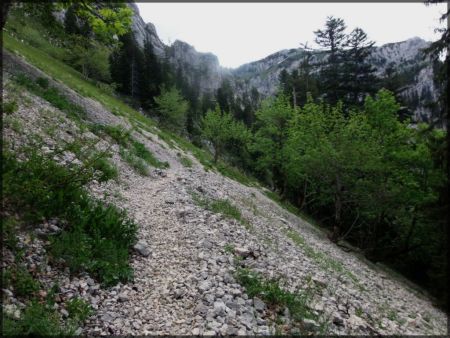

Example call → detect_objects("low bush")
3 100 18 114
13 267 41 298
2 301 67 336
92 157 119 182
235 268 324 333
2 148 137 286
119 148 149 176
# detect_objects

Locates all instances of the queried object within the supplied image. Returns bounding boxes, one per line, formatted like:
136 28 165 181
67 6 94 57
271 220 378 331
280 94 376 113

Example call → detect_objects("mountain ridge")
128 3 439 124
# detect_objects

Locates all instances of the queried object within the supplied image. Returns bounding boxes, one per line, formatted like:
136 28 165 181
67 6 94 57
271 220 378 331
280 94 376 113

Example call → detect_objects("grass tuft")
179 155 193 168
235 268 325 334
191 193 252 229
3 100 18 114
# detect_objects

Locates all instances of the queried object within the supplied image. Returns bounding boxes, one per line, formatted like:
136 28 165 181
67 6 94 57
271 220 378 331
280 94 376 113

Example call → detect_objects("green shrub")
36 77 49 89
120 148 149 176
2 149 92 222
13 267 41 298
90 125 132 144
3 148 137 286
3 115 23 133
2 268 13 289
92 124 168 174
2 217 19 251
235 268 323 333
92 157 118 182
130 139 169 169
209 199 242 221
191 194 251 229
154 86 189 133
2 301 67 336
3 100 18 114
66 298 92 322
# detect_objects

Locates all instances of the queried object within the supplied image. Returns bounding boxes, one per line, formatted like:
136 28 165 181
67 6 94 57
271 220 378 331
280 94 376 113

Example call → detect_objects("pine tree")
314 16 347 105
141 37 162 108
341 28 378 107
109 32 144 102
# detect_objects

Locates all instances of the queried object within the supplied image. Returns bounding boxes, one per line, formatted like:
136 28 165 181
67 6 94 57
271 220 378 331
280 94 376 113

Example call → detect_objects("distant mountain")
129 3 440 125
232 37 439 124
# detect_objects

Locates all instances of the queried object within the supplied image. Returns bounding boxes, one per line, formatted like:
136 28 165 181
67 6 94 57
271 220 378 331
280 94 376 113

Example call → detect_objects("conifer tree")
341 28 378 107
314 16 347 105
141 37 162 108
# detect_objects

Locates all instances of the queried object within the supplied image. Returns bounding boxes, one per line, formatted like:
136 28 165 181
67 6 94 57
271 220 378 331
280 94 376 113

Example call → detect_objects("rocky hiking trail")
84 134 448 336
3 52 448 336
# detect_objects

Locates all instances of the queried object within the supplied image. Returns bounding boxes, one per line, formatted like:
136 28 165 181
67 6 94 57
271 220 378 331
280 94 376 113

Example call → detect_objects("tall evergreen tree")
341 28 378 107
141 37 162 109
314 16 347 105
109 32 144 103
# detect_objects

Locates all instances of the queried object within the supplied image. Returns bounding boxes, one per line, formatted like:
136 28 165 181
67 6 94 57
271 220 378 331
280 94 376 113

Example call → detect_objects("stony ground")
2 60 448 336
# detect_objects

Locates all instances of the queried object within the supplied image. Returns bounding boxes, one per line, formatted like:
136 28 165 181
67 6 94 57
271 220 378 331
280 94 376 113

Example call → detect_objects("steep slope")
3 47 447 336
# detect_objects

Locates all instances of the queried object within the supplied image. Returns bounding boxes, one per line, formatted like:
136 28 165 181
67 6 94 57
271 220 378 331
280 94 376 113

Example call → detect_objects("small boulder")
253 297 266 312
133 242 151 257
233 247 251 258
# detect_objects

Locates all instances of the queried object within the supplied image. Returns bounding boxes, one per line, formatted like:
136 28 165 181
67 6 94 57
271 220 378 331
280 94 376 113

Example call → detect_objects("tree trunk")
213 145 219 164
331 175 342 242
292 87 297 109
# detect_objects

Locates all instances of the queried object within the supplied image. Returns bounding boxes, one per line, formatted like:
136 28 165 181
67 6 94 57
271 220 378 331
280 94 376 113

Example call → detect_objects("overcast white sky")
136 2 447 68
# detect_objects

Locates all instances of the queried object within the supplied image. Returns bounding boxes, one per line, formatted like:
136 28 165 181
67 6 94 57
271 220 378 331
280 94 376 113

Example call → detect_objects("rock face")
128 4 229 95
167 40 231 95
232 37 439 125
128 3 166 57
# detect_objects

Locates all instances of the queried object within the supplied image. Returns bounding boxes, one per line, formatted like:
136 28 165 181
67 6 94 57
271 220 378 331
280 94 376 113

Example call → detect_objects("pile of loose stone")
2 73 448 336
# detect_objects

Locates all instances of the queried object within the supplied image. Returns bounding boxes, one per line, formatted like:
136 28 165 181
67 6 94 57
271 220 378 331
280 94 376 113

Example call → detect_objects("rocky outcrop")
127 3 166 57
166 40 230 94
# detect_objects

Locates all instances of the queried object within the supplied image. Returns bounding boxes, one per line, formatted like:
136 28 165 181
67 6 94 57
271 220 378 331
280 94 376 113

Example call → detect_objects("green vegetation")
62 137 118 183
8 266 41 298
154 86 189 133
224 243 235 254
3 148 137 286
3 115 23 133
201 105 251 163
13 74 86 124
3 33 150 127
92 157 119 182
3 100 18 114
130 139 168 169
2 217 19 251
3 300 69 336
250 94 293 191
119 148 149 176
92 124 168 175
192 193 252 229
179 155 193 168
66 298 93 323
285 230 360 286
235 268 325 334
